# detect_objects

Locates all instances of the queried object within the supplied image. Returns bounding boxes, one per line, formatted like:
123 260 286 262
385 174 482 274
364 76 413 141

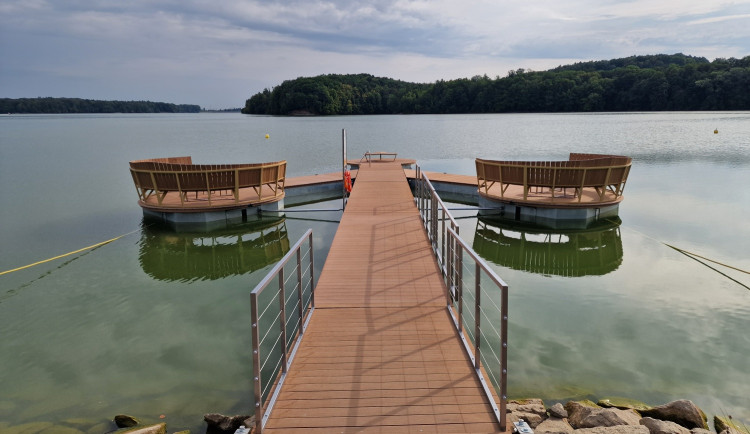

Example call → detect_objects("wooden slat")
264 162 503 433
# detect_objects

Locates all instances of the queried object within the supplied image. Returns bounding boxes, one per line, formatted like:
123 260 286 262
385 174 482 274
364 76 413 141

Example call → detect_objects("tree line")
242 54 750 115
1 97 201 114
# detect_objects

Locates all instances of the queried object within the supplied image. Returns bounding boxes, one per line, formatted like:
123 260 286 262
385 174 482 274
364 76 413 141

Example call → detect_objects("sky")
1 1 749 109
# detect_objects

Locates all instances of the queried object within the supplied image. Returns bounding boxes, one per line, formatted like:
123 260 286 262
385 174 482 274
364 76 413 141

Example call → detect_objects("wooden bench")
129 157 286 206
476 153 631 202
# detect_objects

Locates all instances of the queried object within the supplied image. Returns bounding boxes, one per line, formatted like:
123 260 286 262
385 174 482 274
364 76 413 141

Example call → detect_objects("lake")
1 112 748 432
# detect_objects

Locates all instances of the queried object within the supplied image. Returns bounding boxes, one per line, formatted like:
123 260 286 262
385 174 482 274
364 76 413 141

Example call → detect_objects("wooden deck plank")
264 161 503 433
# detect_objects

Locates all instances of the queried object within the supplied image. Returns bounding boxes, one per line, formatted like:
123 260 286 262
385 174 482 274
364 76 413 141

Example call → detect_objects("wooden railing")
475 153 631 202
129 156 286 206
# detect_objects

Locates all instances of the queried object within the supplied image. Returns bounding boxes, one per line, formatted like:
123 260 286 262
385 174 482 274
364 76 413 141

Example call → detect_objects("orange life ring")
344 170 352 193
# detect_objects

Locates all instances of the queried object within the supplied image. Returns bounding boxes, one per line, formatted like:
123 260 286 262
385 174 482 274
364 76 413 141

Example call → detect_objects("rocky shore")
1 397 747 434
508 398 748 434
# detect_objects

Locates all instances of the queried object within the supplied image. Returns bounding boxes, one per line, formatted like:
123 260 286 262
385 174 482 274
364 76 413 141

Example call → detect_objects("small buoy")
159 414 166 419
714 129 718 134
265 134 270 139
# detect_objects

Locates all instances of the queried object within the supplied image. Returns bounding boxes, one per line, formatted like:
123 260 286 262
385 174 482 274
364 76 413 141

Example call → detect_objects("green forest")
242 54 750 115
1 98 201 114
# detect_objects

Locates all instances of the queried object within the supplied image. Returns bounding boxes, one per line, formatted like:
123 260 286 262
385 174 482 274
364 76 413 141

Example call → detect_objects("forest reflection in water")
472 216 623 277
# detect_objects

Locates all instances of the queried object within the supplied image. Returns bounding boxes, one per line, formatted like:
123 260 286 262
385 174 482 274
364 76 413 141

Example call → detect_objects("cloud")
1 0 748 108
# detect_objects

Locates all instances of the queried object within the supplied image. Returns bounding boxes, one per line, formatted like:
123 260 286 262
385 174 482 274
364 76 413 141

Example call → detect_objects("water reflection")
473 217 623 277
139 217 290 281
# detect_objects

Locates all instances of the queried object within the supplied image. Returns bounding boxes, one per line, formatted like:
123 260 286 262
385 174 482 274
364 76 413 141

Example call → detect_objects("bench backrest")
476 154 631 190
129 157 286 194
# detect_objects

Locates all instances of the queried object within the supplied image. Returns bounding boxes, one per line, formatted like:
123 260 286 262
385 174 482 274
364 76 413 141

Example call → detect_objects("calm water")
1 113 749 432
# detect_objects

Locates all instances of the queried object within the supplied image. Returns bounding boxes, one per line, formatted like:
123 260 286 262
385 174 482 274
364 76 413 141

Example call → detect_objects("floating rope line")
603 218 749 289
664 244 749 275
0 227 144 276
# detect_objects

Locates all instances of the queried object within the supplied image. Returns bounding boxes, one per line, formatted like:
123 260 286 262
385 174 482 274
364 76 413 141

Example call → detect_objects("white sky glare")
1 0 748 109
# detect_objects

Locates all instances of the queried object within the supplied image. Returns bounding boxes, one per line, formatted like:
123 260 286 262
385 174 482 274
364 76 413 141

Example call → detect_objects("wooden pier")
263 161 505 433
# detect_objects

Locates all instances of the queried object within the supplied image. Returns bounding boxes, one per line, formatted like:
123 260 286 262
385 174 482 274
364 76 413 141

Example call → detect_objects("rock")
575 426 650 434
114 414 139 428
204 413 254 434
690 429 711 434
585 408 641 428
508 399 547 429
598 398 652 412
640 417 691 434
536 417 574 434
566 401 600 428
565 401 640 429
549 403 569 419
121 423 166 434
640 400 708 430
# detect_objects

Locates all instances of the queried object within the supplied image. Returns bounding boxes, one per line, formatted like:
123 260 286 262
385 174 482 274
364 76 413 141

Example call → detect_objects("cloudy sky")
1 1 749 109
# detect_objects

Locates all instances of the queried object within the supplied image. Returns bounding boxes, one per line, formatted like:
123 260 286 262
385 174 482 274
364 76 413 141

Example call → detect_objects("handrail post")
296 248 303 329
279 268 288 374
250 292 263 434
309 232 315 309
440 207 446 273
474 262 481 370
500 281 509 430
457 241 463 333
445 230 454 306
431 194 437 249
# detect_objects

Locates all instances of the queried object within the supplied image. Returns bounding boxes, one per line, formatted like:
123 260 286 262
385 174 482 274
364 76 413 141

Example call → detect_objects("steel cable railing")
249 229 315 433
414 166 509 431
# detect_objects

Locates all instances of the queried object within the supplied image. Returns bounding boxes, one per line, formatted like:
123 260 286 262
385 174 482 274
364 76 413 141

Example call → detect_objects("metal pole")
474 262 481 370
457 242 463 333
342 129 347 210
309 232 315 309
296 248 303 333
279 268 288 373
500 283 509 431
250 293 263 433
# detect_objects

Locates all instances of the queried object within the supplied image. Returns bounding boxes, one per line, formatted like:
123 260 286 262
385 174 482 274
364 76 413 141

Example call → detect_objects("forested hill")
242 54 750 115
1 98 201 114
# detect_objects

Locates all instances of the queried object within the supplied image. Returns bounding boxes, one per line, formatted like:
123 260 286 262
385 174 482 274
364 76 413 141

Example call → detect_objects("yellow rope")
0 227 145 276
664 244 749 275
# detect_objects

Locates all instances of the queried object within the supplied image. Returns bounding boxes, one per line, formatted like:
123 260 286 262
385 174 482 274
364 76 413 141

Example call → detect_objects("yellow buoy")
265 134 270 139
714 129 718 134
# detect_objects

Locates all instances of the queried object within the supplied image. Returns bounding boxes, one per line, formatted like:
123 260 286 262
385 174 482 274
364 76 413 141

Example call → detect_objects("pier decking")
263 161 504 433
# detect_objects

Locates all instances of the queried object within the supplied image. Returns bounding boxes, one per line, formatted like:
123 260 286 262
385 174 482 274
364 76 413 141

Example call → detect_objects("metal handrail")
249 229 315 434
413 166 509 431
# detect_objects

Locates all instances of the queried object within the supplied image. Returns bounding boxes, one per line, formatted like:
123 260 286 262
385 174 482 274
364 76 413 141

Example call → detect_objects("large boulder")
121 423 166 434
536 417 574 434
640 400 708 430
549 403 569 419
640 417 691 434
566 400 641 429
508 399 547 429
598 397 652 412
117 422 167 434
565 400 600 428
204 413 254 434
114 414 139 428
575 426 650 434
